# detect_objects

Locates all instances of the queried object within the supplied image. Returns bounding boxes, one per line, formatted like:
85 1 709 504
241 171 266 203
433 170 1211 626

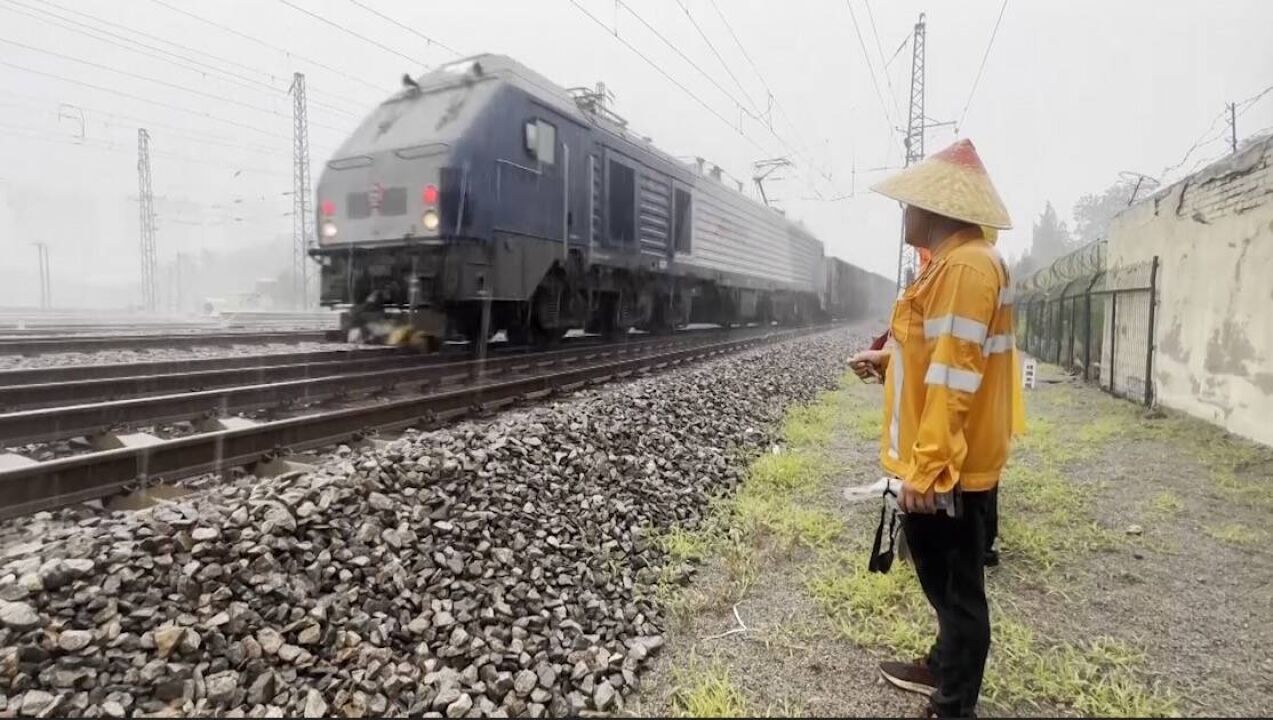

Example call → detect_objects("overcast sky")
1 0 1271 308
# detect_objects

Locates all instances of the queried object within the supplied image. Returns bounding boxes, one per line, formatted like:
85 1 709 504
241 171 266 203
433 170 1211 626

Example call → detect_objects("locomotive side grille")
347 192 371 219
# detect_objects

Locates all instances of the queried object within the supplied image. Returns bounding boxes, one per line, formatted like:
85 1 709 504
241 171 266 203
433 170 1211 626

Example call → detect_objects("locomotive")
311 55 893 344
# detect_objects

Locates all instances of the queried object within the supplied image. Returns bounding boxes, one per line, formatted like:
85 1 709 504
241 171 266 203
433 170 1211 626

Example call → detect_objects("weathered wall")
1106 135 1273 445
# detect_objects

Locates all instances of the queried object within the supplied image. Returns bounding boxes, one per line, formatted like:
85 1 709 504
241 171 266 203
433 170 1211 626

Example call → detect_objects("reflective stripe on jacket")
880 227 1016 494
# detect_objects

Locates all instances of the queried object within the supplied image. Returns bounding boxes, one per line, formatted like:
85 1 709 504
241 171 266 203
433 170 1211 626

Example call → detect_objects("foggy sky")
2 0 1270 309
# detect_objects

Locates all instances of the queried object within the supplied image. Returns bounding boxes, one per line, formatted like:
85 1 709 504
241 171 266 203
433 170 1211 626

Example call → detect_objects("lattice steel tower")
137 128 159 312
895 12 927 290
290 72 313 309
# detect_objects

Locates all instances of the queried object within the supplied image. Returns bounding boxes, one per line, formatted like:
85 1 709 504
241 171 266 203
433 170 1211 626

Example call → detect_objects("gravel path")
0 328 853 717
0 342 355 371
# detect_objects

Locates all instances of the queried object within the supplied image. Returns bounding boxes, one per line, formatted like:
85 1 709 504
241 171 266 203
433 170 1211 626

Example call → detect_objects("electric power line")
863 0 904 123
842 0 898 144
0 92 327 159
0 120 297 178
955 0 1009 132
568 0 766 157
0 0 362 119
0 58 305 144
0 36 349 135
342 0 465 58
146 0 386 95
27 0 373 109
276 0 432 70
615 2 762 130
671 0 759 118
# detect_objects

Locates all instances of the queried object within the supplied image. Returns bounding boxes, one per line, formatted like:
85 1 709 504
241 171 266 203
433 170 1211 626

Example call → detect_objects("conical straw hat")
871 139 1012 229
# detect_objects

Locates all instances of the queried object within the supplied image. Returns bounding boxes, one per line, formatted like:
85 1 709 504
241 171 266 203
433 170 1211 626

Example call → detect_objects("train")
311 54 895 345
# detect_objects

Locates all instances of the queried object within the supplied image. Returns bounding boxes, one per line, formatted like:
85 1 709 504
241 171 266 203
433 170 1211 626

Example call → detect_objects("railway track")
0 335 711 444
0 326 820 519
0 329 334 355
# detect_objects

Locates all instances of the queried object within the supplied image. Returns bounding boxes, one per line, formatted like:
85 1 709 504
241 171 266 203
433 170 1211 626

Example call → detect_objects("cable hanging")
955 0 1009 133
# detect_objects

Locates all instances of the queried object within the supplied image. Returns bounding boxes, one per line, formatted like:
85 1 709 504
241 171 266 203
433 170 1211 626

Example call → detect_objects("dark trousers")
904 491 992 718
985 485 999 554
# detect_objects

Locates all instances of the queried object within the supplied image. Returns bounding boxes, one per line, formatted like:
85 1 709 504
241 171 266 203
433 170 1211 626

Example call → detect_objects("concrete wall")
1105 134 1273 445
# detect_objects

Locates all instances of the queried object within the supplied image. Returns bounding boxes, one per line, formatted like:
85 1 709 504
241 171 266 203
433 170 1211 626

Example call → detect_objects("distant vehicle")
312 54 893 344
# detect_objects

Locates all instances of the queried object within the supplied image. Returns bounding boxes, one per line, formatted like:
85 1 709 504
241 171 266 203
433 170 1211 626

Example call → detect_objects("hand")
849 349 888 383
899 483 937 514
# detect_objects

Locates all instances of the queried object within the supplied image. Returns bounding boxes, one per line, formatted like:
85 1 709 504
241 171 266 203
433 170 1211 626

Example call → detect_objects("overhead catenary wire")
863 0 904 125
702 0 843 193
341 0 466 59
0 58 310 144
276 0 433 71
146 0 386 95
567 0 766 158
842 0 898 145
27 0 374 109
0 0 361 119
575 0 834 200
955 0 1009 133
0 36 349 135
671 0 760 119
0 120 296 178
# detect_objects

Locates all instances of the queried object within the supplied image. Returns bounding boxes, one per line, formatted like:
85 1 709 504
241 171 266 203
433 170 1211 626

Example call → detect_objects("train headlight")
321 221 338 238
422 209 439 232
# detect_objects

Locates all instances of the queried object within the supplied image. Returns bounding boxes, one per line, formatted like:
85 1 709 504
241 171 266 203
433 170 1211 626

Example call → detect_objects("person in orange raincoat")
848 139 1016 718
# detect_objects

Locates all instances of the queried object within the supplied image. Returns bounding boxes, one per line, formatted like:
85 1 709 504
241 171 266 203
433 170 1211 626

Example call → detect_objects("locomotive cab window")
524 118 556 165
673 188 692 253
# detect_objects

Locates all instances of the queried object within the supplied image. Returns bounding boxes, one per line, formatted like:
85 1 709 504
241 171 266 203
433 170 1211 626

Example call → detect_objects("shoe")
984 548 1000 567
879 659 938 697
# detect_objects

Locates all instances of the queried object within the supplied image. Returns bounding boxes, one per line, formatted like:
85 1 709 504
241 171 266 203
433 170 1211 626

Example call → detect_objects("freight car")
312 55 877 344
824 257 897 323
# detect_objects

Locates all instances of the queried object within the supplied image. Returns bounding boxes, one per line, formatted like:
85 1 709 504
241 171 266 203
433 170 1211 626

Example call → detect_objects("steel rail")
0 334 727 445
0 327 812 519
0 348 405 387
0 330 331 355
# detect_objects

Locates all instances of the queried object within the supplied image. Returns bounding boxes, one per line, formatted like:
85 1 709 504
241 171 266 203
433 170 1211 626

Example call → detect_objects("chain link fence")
1016 256 1159 405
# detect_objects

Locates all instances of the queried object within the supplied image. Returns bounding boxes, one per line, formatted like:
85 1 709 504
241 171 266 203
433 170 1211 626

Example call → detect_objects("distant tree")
1030 202 1075 266
1071 179 1138 247
1012 252 1040 282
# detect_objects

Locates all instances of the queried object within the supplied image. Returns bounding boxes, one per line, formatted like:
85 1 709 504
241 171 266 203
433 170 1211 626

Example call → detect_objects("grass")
1205 522 1266 546
1149 491 1184 515
807 551 933 659
983 618 1177 717
670 658 750 718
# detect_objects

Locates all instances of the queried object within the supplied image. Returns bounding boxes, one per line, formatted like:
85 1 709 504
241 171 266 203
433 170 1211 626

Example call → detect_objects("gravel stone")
0 600 40 630
57 630 93 652
0 330 853 716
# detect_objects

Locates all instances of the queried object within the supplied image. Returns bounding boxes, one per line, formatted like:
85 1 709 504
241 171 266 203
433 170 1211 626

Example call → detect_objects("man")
849 139 1015 718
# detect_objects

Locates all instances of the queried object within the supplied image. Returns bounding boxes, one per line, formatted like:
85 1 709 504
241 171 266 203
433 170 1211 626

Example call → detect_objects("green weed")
983 618 1177 717
1206 522 1266 546
671 658 750 718
807 553 933 659
1149 491 1184 515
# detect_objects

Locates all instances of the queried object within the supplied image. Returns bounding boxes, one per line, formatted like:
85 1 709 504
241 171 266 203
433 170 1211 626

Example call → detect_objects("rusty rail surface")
0 327 820 519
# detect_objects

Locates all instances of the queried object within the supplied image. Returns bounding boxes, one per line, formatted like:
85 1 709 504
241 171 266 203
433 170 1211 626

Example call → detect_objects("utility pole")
895 12 927 291
137 129 159 312
290 72 313 310
1227 102 1238 154
31 242 50 309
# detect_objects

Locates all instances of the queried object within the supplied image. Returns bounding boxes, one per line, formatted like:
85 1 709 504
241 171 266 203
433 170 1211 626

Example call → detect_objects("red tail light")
320 199 336 216
422 184 438 205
